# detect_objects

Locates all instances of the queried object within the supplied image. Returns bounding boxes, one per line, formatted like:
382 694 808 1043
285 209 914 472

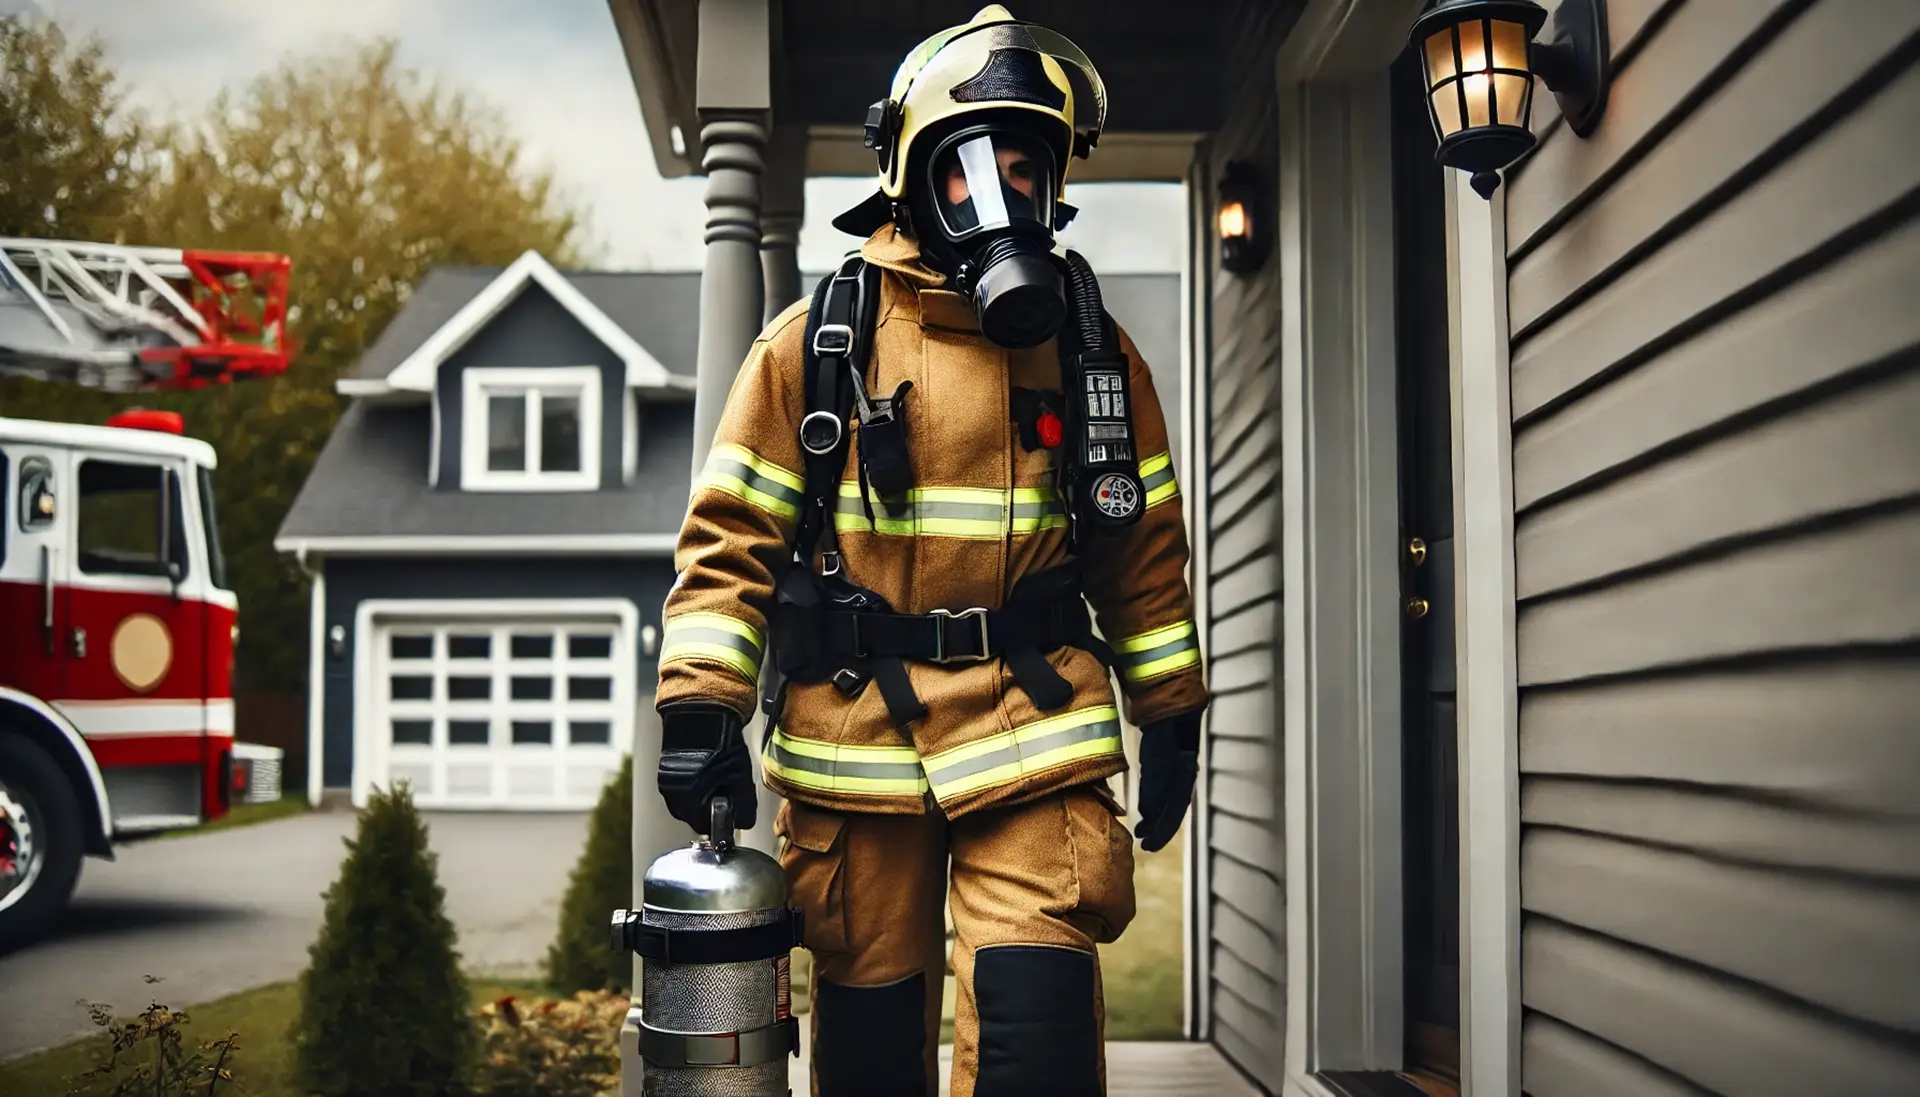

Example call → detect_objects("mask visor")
930 131 1056 242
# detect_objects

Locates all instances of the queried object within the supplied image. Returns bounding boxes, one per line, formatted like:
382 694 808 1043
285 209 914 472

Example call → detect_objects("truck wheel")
0 736 84 954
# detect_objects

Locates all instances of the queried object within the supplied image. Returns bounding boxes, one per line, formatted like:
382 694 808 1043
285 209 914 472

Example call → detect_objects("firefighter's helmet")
834 5 1107 237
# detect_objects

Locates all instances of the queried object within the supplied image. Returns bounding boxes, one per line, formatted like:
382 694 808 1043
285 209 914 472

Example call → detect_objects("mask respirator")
914 125 1067 349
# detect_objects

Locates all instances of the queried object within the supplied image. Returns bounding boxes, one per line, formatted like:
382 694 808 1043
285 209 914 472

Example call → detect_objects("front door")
1391 47 1462 1087
61 450 210 825
0 444 70 702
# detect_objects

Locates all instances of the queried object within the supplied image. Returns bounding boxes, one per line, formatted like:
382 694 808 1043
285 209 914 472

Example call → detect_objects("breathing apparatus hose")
1061 249 1108 354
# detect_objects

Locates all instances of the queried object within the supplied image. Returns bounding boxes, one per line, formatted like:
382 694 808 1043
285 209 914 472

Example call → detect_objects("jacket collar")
859 225 980 333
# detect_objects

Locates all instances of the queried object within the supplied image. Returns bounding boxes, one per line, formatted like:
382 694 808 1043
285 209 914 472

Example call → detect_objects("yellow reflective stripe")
834 483 1067 539
1139 451 1178 510
701 443 804 521
764 727 928 796
660 613 764 683
921 706 1124 801
1113 620 1200 684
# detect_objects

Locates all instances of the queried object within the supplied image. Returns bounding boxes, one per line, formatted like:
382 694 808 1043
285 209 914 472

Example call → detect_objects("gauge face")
1092 473 1140 520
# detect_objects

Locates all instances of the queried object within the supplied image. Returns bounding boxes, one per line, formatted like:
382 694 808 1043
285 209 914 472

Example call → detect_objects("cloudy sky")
30 0 1186 273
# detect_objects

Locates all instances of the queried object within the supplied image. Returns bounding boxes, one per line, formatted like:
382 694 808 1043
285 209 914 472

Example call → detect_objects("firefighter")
654 7 1207 1095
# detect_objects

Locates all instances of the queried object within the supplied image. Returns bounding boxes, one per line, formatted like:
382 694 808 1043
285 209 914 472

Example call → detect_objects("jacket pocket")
777 799 851 955
1066 785 1137 945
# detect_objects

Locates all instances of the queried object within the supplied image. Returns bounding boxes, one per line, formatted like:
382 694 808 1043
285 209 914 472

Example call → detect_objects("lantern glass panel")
1490 18 1530 69
1423 29 1458 83
1218 200 1248 240
1494 72 1531 126
1456 18 1489 73
1430 86 1464 137
1465 72 1492 127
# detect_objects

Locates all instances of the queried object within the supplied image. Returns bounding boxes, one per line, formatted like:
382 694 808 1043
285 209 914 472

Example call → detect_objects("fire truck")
0 236 291 950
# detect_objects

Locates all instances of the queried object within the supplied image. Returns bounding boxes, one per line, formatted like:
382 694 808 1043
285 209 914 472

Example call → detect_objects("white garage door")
370 617 634 809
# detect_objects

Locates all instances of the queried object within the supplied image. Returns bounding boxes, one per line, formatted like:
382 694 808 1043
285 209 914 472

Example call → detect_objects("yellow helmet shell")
871 6 1107 203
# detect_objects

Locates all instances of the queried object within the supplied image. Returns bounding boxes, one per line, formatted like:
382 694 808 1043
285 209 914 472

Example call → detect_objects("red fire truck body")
0 237 289 950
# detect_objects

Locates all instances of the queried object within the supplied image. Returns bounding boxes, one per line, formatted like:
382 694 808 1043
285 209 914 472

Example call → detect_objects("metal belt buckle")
929 607 992 664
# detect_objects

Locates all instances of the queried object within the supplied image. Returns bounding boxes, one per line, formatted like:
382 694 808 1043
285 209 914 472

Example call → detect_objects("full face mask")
910 124 1067 350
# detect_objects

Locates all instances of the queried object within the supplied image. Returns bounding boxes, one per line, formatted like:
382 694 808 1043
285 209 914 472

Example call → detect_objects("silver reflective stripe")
924 715 1119 788
766 738 928 792
834 495 1004 522
639 1018 794 1068
709 454 805 511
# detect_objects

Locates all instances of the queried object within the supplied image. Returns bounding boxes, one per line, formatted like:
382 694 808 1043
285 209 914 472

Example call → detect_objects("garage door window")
375 620 630 807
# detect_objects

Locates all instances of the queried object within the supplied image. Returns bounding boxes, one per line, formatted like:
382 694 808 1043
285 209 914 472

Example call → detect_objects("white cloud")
39 0 1183 273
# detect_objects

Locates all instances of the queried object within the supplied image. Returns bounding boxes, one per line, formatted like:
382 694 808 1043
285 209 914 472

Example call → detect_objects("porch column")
627 4 774 1094
761 123 808 324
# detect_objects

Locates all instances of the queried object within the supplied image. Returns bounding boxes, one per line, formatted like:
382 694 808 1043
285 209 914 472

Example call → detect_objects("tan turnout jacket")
658 225 1208 819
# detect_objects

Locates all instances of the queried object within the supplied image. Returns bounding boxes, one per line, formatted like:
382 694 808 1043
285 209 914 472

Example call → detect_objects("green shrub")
543 756 633 995
292 782 476 1097
472 989 625 1097
64 991 242 1096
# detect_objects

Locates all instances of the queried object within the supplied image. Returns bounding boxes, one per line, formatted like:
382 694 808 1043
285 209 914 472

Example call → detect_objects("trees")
293 783 474 1097
544 756 635 995
0 18 150 240
0 25 587 689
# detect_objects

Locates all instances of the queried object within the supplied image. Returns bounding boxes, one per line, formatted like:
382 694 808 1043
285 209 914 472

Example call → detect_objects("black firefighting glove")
656 702 759 834
1134 711 1201 853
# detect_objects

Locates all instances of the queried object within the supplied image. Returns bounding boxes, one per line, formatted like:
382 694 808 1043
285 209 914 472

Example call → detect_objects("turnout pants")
776 783 1137 1097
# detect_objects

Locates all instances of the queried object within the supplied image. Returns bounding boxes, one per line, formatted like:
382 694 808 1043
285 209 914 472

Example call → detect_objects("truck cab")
0 410 237 949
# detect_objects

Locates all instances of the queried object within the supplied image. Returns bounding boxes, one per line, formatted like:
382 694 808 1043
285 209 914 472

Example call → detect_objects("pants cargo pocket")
1066 786 1136 945
776 799 851 956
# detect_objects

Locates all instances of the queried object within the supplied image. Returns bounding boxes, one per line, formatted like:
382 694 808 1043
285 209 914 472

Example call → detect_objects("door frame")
351 598 640 809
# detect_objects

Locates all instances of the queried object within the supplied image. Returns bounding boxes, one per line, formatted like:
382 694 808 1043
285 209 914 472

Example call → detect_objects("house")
276 250 1182 813
608 1 1920 1096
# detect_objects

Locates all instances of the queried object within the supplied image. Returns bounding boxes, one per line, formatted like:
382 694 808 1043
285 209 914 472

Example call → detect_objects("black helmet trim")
950 48 1068 112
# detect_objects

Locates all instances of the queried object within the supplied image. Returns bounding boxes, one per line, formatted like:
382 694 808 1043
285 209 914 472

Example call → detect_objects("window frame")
73 456 191 581
459 366 602 492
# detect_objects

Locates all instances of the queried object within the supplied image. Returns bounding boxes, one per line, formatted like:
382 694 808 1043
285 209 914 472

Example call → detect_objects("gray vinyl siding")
1194 3 1297 1087
316 557 676 789
1503 2 1920 1094
434 282 629 491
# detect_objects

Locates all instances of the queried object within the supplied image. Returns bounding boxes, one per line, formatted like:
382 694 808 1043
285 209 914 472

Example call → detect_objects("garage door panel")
369 615 634 810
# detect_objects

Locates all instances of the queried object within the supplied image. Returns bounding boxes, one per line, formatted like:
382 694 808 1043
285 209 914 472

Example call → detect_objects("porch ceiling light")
1216 161 1268 275
1409 0 1610 199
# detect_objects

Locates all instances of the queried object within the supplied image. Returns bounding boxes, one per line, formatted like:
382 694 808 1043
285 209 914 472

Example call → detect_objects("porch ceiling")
609 0 1256 181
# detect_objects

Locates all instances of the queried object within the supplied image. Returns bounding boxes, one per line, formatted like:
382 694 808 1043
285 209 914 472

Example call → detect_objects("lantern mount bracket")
1528 0 1610 139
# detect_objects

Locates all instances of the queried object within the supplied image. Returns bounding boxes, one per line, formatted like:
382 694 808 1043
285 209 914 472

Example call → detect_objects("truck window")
18 455 54 533
76 459 190 580
197 465 227 590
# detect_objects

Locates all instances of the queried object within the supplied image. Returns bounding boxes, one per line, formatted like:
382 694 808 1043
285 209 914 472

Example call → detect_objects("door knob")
1405 597 1430 620
1408 537 1428 567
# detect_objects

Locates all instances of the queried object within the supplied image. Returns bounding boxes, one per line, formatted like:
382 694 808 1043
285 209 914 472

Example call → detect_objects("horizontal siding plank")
1210 446 1280 531
1209 605 1278 654
1211 997 1284 1093
1205 686 1276 743
1213 851 1285 923
1513 216 1920 512
1210 642 1278 695
1211 491 1281 579
1509 0 1919 332
1209 553 1280 615
1515 365 1920 598
1523 827 1920 1031
1211 771 1278 822
1208 736 1272 778
1523 1010 1718 1097
1522 775 1920 881
1523 917 1920 1097
1516 506 1920 685
1509 57 1920 421
1211 941 1282 1020
1521 659 1920 817
1212 896 1285 983
1209 811 1281 877
1210 371 1282 476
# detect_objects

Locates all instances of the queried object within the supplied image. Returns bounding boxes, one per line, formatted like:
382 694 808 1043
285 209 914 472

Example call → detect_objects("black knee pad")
815 971 930 1097
974 945 1100 1097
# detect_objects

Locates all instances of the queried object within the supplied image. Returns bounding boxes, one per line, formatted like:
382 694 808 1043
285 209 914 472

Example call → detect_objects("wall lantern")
1216 161 1269 275
1409 0 1611 199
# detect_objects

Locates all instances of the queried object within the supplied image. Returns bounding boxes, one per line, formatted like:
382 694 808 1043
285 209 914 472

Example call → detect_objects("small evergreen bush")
292 782 476 1097
472 989 626 1097
543 756 634 994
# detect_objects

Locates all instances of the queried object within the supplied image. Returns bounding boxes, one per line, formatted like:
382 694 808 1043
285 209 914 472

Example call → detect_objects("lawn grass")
0 974 551 1097
154 797 312 840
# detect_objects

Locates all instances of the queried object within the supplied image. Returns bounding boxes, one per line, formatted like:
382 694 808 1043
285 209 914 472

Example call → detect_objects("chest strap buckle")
929 607 992 664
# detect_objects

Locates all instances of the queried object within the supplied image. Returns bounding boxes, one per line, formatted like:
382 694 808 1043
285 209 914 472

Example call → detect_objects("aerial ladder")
0 237 292 391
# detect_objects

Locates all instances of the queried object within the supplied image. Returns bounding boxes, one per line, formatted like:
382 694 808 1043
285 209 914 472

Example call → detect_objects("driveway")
0 809 589 1061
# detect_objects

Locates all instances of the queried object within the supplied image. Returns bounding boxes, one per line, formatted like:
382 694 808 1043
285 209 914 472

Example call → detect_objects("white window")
460 366 601 491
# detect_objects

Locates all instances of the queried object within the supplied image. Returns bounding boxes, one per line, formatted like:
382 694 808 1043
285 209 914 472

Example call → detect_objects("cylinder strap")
625 907 806 965
639 1016 801 1068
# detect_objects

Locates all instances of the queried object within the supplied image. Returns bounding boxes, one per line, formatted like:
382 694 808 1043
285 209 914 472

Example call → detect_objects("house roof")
338 256 703 395
275 401 694 551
